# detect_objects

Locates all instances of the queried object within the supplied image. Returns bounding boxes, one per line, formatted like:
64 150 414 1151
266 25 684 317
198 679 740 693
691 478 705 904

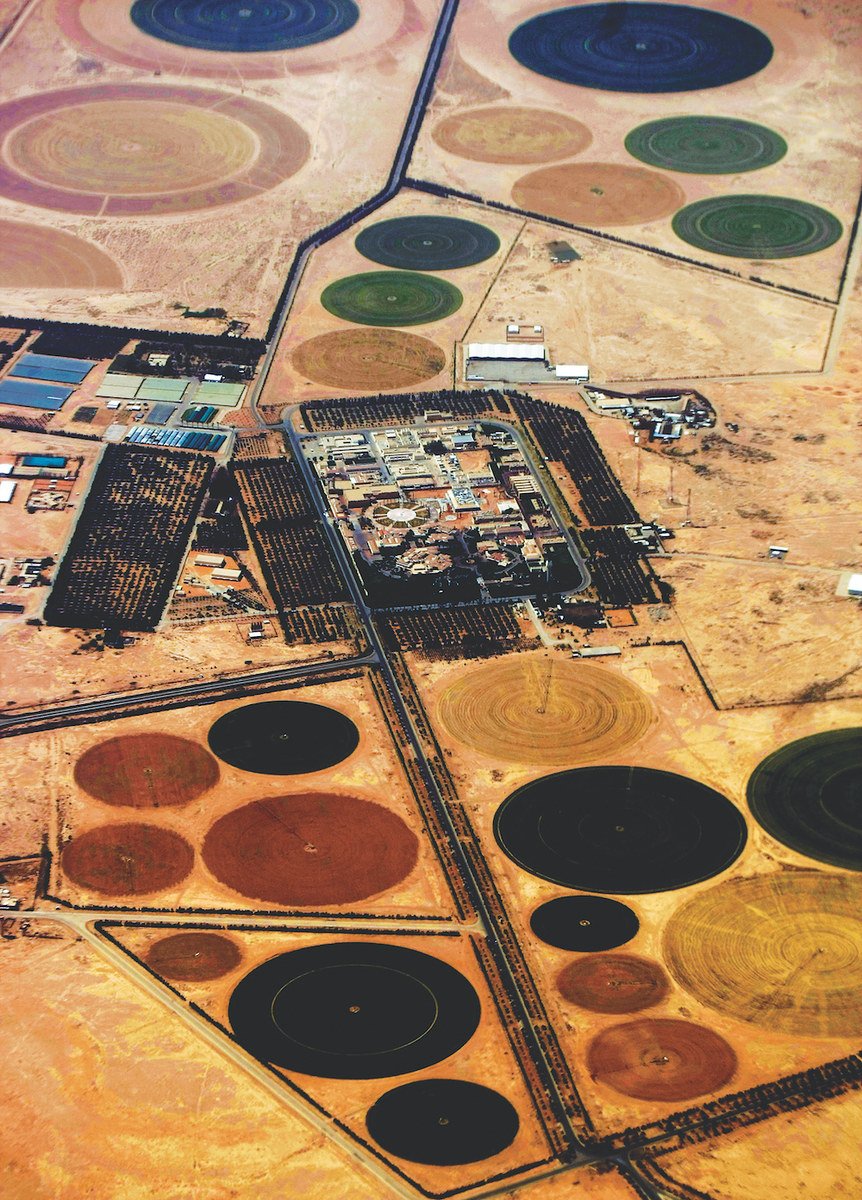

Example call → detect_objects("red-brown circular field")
291 329 447 390
52 0 405 80
511 162 686 228
0 220 123 288
557 953 669 1014
432 105 592 164
0 84 309 216
587 1018 737 1102
74 734 219 808
61 823 194 896
201 793 419 906
144 932 242 981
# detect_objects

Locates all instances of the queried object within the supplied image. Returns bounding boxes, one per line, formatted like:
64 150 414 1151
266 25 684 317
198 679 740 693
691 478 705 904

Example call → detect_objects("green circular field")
672 195 843 259
321 270 463 327
625 116 787 174
747 728 862 871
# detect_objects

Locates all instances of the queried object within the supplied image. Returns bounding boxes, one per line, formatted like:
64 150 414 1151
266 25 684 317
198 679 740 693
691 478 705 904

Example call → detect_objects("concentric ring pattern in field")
746 728 862 870
436 658 657 767
201 793 419 906
508 3 774 93
61 823 195 895
494 766 746 894
530 895 640 952
672 195 843 259
587 1018 737 1101
432 105 592 164
557 953 669 1013
208 700 359 774
355 215 500 271
663 871 862 1037
229 941 482 1078
321 271 463 327
292 328 447 389
625 116 787 174
130 0 359 52
0 84 309 216
511 162 685 227
366 1080 520 1165
0 220 124 288
74 733 219 807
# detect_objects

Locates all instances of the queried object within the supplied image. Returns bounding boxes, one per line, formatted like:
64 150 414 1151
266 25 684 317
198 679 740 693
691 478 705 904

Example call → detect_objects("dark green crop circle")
356 215 500 271
321 270 463 326
626 116 787 174
672 194 843 258
747 728 862 871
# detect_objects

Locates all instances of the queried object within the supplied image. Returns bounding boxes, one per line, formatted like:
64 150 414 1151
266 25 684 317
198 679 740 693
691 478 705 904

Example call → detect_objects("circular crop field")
508 4 773 93
61 823 194 895
432 105 592 164
587 1018 736 1101
0 84 309 216
672 195 843 259
145 932 242 981
202 793 419 906
530 895 640 952
355 215 500 271
663 871 862 1038
208 700 359 774
292 328 447 390
74 733 219 808
436 658 657 767
0 220 123 288
366 1080 520 1165
746 728 862 870
320 270 463 327
229 941 482 1078
130 0 359 52
512 161 685 227
625 116 787 174
557 953 669 1013
494 766 746 894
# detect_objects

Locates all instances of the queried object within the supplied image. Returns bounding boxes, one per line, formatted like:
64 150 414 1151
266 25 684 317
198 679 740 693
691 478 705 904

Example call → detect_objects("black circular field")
207 700 359 774
530 894 640 951
130 0 359 53
321 270 463 327
355 216 500 271
508 3 773 94
747 728 862 871
229 942 482 1078
625 116 787 174
366 1079 520 1165
495 766 746 894
673 195 843 259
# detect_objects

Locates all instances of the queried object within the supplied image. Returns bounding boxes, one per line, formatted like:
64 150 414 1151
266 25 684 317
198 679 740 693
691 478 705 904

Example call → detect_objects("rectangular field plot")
10 353 95 384
96 374 144 399
0 379 73 410
137 379 189 403
44 444 212 631
194 381 245 407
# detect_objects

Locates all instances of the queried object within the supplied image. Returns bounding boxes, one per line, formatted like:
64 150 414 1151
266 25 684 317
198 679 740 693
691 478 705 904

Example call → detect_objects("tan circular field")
145 932 242 982
74 733 219 808
435 657 656 766
432 105 592 164
201 792 419 906
587 1018 737 1102
9 102 257 195
557 954 669 1014
0 84 309 216
511 162 686 228
61 823 194 896
0 220 123 288
663 871 862 1038
291 329 447 390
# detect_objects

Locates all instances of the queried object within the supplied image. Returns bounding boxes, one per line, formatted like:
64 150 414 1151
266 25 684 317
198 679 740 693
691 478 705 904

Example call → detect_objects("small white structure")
0 479 16 503
846 572 862 597
555 364 590 382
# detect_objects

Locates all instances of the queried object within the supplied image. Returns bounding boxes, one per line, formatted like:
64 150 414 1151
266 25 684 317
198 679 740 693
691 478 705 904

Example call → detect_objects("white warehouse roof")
466 343 546 360
555 364 590 378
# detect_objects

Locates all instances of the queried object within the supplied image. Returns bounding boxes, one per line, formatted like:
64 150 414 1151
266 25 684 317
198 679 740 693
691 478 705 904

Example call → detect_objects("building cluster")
304 420 572 596
586 387 716 441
